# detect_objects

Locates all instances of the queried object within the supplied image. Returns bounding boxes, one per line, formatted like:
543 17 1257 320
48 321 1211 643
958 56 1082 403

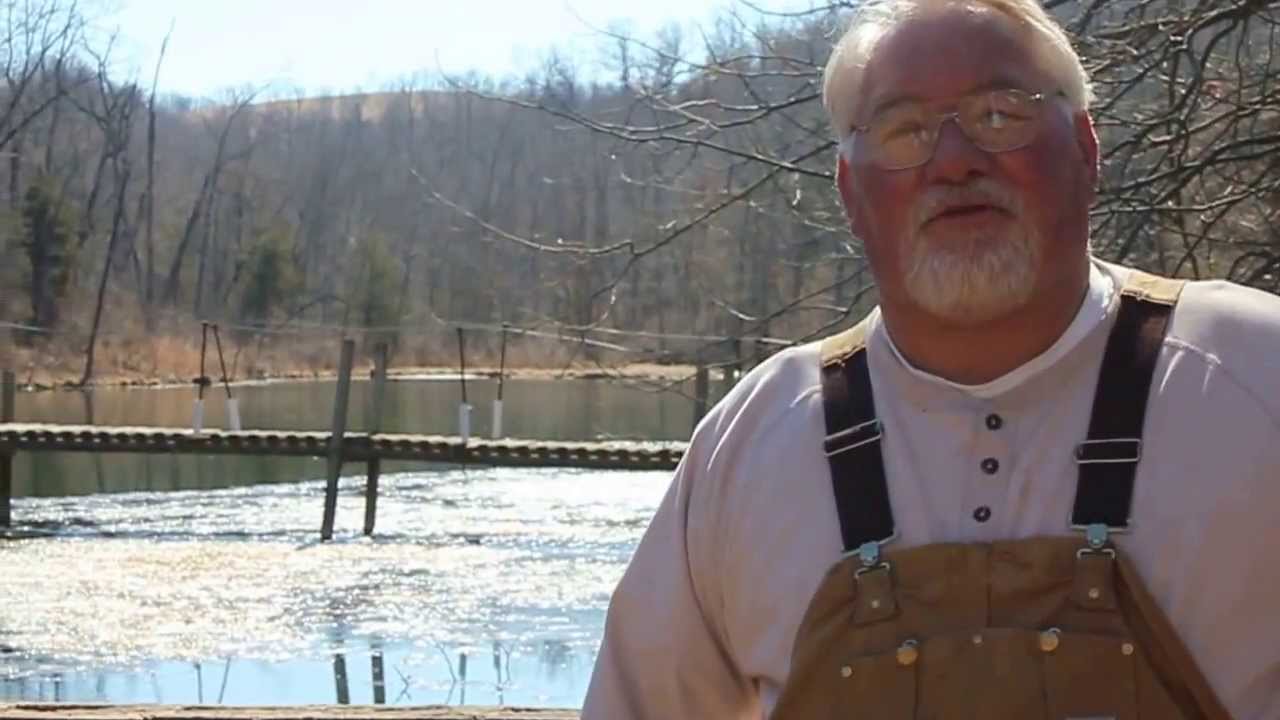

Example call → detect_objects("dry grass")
0 324 690 390
1 287 718 390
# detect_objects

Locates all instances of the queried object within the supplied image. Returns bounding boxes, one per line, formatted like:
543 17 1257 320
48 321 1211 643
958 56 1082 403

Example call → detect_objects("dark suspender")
1070 283 1178 530
821 347 894 553
820 273 1184 555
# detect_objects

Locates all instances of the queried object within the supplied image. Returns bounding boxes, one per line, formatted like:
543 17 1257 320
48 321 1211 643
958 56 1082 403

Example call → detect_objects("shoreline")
4 362 722 393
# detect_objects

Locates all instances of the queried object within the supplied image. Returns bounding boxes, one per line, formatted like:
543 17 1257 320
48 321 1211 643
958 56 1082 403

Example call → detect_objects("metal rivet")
840 665 853 678
1088 587 1102 600
1122 643 1135 656
972 633 983 646
869 598 881 610
1038 628 1061 653
896 640 919 667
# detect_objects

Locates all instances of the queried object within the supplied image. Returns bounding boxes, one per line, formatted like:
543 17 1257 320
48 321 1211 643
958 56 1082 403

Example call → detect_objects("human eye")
872 106 930 142
982 108 1013 129
972 91 1035 131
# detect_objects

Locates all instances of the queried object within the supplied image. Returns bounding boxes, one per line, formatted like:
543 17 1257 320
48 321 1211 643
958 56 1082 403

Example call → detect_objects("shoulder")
1106 261 1280 427
695 340 824 457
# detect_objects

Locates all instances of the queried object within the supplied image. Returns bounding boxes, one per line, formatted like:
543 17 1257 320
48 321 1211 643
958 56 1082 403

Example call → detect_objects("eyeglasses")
848 88 1050 170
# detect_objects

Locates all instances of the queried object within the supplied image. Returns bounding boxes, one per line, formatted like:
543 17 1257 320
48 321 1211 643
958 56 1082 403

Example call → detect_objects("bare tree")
75 50 137 386
140 23 172 323
0 0 82 191
160 90 256 307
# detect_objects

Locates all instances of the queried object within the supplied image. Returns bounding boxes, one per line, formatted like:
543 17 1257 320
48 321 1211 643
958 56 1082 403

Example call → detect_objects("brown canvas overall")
770 272 1233 719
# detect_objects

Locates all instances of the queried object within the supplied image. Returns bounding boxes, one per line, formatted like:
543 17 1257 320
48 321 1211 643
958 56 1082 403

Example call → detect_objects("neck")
879 260 1092 385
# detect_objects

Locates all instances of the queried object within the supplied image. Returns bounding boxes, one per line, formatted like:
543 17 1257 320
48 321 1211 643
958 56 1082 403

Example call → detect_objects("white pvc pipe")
192 399 205 433
491 399 504 439
458 402 473 442
227 398 242 431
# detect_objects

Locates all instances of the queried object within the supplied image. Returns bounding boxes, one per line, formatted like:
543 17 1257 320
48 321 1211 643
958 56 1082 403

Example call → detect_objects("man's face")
836 5 1098 325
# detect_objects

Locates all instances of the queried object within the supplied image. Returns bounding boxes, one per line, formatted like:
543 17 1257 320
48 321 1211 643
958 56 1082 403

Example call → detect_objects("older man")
582 0 1280 718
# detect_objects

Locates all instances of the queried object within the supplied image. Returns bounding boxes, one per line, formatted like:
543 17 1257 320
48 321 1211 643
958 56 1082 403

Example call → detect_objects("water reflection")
2 377 697 705
2 463 669 706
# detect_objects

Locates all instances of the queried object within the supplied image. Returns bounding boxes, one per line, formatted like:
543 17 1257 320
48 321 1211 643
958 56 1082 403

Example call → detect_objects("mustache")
912 180 1020 229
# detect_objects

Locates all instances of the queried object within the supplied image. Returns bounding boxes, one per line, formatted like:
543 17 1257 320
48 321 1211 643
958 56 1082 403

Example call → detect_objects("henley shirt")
583 258 1280 719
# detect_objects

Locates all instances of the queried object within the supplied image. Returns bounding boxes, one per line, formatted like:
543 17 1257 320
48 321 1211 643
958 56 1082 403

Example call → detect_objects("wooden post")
371 650 386 705
755 323 770 365
456 327 471 441
493 324 507 439
364 342 388 537
458 652 468 705
692 361 710 432
1 370 14 529
333 652 350 705
321 339 355 541
722 337 743 395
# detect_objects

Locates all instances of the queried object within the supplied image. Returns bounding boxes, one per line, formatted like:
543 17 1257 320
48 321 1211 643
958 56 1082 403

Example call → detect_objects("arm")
581 413 756 719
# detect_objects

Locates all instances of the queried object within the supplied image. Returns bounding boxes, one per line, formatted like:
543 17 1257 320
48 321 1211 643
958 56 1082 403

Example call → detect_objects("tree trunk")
161 171 211 304
81 162 132 386
143 29 169 323
193 190 218 317
76 147 111 251
9 133 22 209
29 219 53 328
43 96 61 173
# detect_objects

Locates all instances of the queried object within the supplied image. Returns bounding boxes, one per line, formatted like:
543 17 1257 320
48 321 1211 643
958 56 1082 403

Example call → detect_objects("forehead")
861 6 1049 112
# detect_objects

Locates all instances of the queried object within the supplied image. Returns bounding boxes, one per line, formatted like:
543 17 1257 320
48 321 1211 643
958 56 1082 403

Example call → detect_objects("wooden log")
1 370 13 528
321 340 355 541
364 343 388 537
0 705 579 719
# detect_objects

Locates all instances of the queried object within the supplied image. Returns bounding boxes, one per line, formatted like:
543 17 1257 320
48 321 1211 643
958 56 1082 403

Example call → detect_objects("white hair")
823 0 1094 143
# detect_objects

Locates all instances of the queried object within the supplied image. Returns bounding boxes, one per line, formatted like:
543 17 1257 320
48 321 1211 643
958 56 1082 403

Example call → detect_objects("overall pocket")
834 642 917 719
834 628 1142 719
1042 630 1138 720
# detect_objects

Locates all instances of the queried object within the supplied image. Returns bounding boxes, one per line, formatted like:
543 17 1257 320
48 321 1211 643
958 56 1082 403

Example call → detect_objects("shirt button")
973 506 992 523
985 413 1003 430
981 457 1000 474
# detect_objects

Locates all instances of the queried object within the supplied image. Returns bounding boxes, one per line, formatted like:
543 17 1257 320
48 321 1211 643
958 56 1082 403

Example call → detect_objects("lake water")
1 374 714 707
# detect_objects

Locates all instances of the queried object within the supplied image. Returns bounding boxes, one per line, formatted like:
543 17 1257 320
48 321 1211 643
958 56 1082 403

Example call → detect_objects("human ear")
1073 111 1100 191
836 152 868 237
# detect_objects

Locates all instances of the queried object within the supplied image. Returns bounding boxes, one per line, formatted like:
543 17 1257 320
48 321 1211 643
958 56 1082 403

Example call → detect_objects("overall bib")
770 271 1232 719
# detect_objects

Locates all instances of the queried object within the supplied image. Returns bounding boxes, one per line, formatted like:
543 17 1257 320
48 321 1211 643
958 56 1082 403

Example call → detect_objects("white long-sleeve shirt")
582 259 1280 719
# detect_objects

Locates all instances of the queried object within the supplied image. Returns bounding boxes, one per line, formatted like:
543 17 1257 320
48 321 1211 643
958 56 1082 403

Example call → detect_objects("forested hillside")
1 0 1276 386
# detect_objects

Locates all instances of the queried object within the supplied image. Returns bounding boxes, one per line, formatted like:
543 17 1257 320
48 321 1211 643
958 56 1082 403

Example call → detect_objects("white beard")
901 220 1041 325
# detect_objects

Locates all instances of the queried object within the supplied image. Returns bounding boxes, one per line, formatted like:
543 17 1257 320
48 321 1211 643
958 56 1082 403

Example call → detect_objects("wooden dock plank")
0 423 685 471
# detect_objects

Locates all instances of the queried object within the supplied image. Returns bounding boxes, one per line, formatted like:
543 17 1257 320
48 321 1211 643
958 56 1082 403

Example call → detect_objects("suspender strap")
819 269 1183 549
820 321 894 554
1072 271 1185 530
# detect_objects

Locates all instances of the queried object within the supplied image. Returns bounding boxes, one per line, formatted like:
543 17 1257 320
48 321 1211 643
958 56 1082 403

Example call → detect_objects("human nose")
923 113 992 182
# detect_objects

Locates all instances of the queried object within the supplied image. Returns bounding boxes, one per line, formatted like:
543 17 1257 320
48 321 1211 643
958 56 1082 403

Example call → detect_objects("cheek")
853 169 918 237
999 125 1092 219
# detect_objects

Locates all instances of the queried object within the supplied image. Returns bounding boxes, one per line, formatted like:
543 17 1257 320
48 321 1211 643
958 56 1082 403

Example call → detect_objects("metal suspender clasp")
823 419 883 458
845 537 896 576
858 541 880 568
1074 438 1142 464
1076 522 1117 559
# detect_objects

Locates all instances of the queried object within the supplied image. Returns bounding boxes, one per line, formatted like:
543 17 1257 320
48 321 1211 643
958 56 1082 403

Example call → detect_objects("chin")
901 229 1041 326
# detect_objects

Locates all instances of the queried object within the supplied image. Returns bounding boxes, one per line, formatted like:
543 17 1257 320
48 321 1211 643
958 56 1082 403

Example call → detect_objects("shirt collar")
866 258 1129 412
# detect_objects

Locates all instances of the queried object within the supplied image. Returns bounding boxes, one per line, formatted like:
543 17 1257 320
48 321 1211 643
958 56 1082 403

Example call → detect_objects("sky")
99 0 820 101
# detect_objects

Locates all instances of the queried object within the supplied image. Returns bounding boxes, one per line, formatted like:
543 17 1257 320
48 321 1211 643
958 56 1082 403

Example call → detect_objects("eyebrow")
861 77 1034 124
